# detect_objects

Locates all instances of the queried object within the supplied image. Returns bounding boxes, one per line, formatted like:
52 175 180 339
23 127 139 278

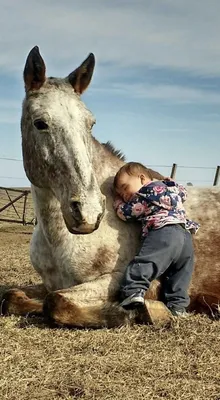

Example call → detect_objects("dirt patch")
0 223 219 400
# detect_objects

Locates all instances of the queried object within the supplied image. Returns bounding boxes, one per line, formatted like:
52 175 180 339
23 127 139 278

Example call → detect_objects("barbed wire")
0 157 23 162
0 176 27 180
0 157 218 170
0 158 219 186
177 166 216 170
0 177 217 183
0 158 218 226
147 164 217 170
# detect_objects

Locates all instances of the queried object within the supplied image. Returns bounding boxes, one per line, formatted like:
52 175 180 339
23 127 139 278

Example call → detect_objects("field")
0 221 220 400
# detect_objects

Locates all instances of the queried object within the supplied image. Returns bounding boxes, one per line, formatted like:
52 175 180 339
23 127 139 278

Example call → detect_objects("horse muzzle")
64 198 105 234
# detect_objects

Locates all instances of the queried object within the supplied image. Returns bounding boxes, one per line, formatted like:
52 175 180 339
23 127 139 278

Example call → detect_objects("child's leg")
161 230 194 312
120 225 186 302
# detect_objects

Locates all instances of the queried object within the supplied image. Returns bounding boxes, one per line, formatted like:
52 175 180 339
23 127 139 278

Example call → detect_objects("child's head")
113 162 153 201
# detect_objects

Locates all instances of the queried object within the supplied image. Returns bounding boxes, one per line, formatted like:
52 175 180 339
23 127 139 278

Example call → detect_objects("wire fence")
0 157 219 227
0 157 219 187
141 163 220 186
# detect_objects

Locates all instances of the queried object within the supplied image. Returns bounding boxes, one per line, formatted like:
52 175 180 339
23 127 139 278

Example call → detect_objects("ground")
0 222 219 400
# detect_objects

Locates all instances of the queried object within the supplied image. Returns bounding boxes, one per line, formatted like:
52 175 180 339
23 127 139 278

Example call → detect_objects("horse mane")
101 141 126 161
101 141 164 179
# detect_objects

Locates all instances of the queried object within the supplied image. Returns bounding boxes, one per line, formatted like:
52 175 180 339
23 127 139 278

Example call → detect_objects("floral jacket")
114 180 200 238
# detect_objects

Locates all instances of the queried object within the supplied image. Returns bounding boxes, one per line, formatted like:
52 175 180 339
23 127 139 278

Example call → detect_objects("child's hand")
111 187 123 201
114 194 123 202
113 193 124 210
164 177 174 181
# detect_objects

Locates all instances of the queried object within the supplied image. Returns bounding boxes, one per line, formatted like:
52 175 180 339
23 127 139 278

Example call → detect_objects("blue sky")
0 0 220 187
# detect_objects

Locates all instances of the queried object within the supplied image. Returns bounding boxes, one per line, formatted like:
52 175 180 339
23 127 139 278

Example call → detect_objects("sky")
0 0 220 188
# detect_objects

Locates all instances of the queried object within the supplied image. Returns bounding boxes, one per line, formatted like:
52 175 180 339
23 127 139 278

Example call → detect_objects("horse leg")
1 284 47 316
43 275 171 328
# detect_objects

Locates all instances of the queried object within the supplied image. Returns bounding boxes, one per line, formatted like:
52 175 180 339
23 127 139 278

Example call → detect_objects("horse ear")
68 53 95 95
23 46 46 91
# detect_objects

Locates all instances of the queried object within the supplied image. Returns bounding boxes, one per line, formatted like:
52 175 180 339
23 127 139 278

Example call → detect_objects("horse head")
21 46 105 234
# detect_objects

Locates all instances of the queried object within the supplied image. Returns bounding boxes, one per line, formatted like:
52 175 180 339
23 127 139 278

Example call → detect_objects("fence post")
22 192 28 225
170 163 177 179
213 166 220 186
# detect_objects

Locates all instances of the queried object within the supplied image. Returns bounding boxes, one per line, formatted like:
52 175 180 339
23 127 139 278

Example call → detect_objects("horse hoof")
137 299 172 326
1 289 27 315
1 288 43 316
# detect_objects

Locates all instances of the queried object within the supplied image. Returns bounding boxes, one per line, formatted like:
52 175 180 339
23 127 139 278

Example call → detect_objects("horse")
2 46 220 328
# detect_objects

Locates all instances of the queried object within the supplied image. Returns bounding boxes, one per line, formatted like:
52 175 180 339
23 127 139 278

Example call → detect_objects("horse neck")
91 138 124 194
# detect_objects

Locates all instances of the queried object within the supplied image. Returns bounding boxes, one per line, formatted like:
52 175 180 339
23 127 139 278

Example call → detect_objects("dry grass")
0 222 220 400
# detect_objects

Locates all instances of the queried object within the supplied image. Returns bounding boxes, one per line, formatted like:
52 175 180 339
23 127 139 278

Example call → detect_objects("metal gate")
0 186 35 225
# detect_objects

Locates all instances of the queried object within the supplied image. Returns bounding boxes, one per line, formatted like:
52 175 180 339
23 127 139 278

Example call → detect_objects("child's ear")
140 174 146 184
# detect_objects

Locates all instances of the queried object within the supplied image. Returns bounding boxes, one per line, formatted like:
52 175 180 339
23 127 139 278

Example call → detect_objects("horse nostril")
70 201 80 211
95 210 105 230
69 200 82 221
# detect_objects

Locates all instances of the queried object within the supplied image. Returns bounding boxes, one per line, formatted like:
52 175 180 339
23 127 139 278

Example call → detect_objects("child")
113 162 200 316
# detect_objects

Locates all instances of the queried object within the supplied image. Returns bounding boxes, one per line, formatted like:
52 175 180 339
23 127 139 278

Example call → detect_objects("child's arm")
113 195 144 222
164 179 188 202
176 183 187 202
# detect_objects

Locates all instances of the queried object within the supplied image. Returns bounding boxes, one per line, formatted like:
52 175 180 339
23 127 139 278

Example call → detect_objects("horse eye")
34 119 49 130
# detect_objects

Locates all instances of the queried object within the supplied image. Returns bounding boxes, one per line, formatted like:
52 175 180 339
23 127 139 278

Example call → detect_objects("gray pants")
120 224 194 310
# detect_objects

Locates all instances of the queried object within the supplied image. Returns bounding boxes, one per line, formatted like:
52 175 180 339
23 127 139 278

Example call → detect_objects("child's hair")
113 162 165 189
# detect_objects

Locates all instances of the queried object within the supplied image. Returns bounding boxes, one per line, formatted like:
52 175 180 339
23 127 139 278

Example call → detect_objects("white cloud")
1 0 220 187
90 82 220 105
1 0 220 79
1 82 220 128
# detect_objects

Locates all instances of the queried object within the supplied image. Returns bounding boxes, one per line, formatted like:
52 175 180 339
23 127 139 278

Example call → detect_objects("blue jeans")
120 224 194 310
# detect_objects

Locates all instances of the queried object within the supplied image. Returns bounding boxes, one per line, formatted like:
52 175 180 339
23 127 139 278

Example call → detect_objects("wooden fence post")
170 163 177 179
213 166 220 186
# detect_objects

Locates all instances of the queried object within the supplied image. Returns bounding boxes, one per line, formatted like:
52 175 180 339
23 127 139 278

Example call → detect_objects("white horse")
2 47 220 327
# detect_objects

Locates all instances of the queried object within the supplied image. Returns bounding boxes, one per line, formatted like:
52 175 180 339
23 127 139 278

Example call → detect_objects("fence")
169 164 220 186
0 186 35 226
0 156 219 187
0 162 219 226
